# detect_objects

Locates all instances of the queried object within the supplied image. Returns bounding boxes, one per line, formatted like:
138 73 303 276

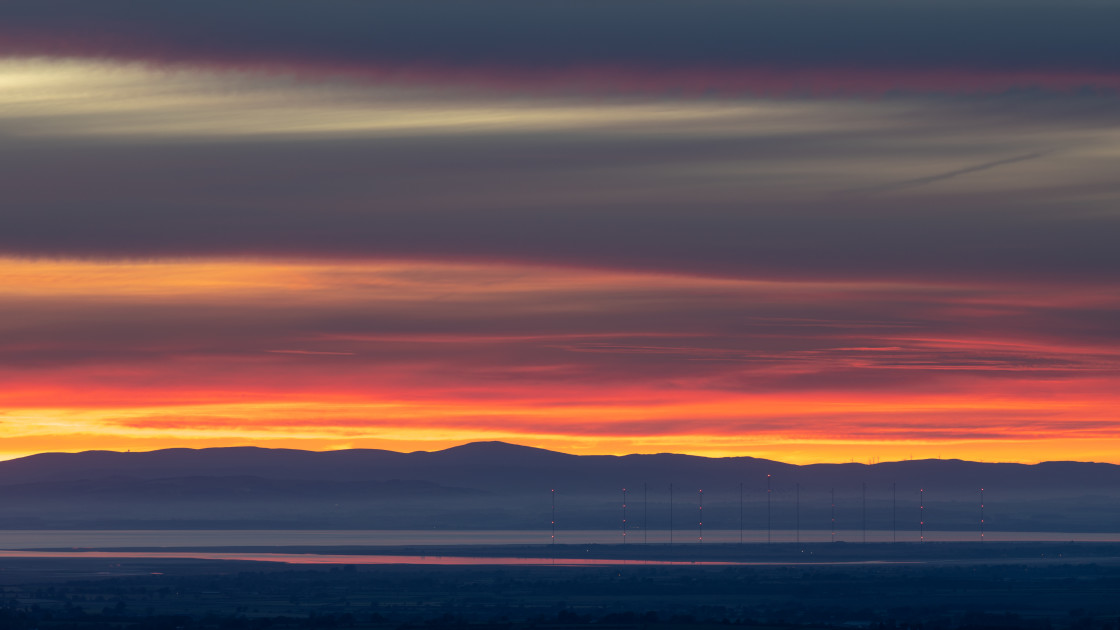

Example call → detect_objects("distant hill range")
1 442 1117 531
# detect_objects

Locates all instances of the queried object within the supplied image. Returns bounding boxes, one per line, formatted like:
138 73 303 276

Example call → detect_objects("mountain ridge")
3 441 1117 494
1 442 1118 531
4 440 1114 471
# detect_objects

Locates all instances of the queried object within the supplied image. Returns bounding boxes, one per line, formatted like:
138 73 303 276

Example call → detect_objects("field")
3 542 1120 629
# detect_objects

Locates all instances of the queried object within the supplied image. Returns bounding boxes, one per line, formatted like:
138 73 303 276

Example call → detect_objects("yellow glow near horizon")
1 256 1119 466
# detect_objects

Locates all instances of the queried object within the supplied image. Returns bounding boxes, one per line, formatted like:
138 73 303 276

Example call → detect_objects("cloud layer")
3 0 1120 94
1 259 1117 462
1 2 1118 462
3 60 1120 282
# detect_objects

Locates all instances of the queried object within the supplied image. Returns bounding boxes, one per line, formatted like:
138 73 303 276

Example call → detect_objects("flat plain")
3 542 1120 629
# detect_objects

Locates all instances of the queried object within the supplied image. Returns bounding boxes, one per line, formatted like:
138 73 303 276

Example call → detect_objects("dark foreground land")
3 543 1120 630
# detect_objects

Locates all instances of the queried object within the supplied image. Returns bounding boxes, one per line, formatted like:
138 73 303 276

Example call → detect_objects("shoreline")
6 540 1120 564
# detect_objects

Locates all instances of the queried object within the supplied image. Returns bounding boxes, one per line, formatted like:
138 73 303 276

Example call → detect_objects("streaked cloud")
0 59 895 140
0 258 1117 462
2 59 1119 283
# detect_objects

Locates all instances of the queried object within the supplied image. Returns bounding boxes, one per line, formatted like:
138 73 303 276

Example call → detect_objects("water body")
1 529 1117 550
0 549 756 566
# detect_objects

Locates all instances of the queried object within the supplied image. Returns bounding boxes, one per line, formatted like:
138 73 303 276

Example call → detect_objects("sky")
1 0 1118 464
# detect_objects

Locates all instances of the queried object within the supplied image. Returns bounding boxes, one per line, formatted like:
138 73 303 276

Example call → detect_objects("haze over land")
2 442 1117 532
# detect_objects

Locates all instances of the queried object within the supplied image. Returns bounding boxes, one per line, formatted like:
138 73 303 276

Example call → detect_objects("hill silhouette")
1 442 1117 531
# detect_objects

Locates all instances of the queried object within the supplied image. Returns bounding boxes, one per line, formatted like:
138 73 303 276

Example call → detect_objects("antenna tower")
980 487 985 543
862 482 867 544
919 488 925 543
796 483 800 544
892 482 897 543
622 488 628 544
739 482 744 545
698 489 703 543
767 474 772 544
830 487 836 543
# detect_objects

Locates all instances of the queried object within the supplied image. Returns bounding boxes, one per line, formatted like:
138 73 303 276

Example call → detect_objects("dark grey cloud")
1 122 1118 282
1 0 1119 78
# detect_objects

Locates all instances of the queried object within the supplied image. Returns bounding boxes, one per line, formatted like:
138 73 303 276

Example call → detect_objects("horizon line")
1 440 1107 468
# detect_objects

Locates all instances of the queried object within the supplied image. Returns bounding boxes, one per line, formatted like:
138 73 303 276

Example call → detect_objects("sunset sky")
1 0 1118 464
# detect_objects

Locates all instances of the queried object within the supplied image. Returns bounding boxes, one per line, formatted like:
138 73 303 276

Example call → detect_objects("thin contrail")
855 151 1049 194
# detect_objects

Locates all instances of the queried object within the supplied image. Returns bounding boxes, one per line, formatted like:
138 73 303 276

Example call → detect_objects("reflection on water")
0 530 1116 550
0 549 748 566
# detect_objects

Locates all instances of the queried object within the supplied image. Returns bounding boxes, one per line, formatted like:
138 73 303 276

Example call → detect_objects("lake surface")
2 529 1117 549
